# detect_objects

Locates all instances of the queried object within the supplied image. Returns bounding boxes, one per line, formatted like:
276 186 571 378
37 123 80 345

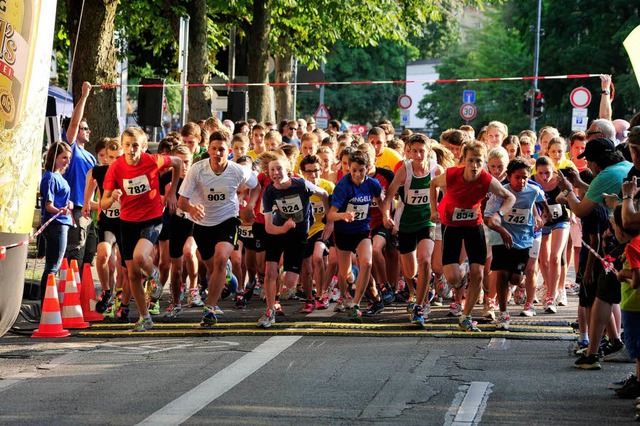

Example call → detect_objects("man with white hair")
223 119 235 134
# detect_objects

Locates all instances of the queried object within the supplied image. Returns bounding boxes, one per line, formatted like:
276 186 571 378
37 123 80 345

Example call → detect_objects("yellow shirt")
308 178 334 237
375 147 402 171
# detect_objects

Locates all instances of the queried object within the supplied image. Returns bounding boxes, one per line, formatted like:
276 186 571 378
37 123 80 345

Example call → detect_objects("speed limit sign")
460 103 477 121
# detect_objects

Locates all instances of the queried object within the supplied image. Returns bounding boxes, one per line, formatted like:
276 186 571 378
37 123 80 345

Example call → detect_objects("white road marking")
136 336 301 426
306 308 336 318
446 382 493 425
487 338 510 350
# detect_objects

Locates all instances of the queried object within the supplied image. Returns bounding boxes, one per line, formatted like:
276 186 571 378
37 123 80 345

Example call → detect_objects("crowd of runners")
38 77 640 411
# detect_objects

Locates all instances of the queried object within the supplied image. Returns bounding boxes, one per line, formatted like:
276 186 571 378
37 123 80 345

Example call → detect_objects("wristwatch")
601 89 610 95
498 211 504 218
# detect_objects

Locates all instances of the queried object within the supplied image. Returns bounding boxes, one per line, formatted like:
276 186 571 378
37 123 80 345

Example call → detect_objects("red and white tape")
0 211 63 260
581 239 618 275
94 73 601 89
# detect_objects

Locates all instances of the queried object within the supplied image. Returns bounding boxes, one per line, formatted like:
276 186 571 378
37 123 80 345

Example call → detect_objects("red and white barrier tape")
581 239 618 275
0 211 62 260
93 73 601 89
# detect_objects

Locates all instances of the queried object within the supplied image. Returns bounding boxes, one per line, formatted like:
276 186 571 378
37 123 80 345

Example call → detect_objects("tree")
66 0 120 140
417 7 533 135
247 0 272 122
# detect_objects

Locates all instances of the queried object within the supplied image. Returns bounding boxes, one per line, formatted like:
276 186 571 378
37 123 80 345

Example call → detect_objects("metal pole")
530 0 542 132
179 15 190 126
292 58 298 120
319 61 325 105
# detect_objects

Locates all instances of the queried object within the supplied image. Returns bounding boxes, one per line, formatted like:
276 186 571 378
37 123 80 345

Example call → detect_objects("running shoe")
574 353 602 370
557 288 568 307
115 304 130 323
301 301 315 313
212 305 224 315
495 312 511 330
544 296 557 314
603 339 628 362
320 294 330 310
145 268 162 302
188 289 204 307
513 287 526 305
95 289 112 314
314 298 326 310
608 373 637 391
200 306 218 328
411 304 425 327
235 292 247 309
432 295 443 306
274 301 285 316
348 305 363 323
334 298 347 313
448 302 462 317
364 300 384 316
616 381 640 399
520 302 537 317
379 283 395 305
257 309 275 328
148 301 160 315
132 317 154 332
482 298 496 320
243 280 256 301
164 304 183 319
458 315 481 332
103 303 115 319
423 304 431 317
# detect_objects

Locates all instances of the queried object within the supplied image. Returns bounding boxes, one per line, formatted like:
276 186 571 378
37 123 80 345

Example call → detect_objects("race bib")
505 208 529 225
123 175 151 196
452 207 478 222
276 195 303 215
407 188 430 205
548 204 563 220
104 200 120 218
312 200 325 215
238 225 253 239
347 203 369 221
206 187 230 203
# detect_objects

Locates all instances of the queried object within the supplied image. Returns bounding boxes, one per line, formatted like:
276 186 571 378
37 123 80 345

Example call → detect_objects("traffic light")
534 90 545 117
522 89 544 117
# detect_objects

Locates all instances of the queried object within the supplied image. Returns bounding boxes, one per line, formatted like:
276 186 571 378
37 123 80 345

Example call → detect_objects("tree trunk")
186 0 212 122
67 0 120 146
247 0 271 122
274 35 292 123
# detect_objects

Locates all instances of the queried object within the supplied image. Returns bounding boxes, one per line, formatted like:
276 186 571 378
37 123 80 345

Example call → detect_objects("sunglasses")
79 126 90 131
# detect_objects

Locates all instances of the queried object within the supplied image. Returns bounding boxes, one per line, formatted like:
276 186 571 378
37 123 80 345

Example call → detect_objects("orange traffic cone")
61 260 90 329
80 263 104 322
69 259 82 296
33 274 70 338
57 258 69 305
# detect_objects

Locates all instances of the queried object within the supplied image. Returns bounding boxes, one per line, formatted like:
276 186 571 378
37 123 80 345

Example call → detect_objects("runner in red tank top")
102 128 183 332
430 141 515 332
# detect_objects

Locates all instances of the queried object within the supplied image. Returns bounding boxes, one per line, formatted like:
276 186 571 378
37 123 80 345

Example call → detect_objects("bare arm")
65 82 92 144
81 169 98 217
382 164 405 228
429 172 446 224
598 74 612 121
163 156 183 214
488 177 516 214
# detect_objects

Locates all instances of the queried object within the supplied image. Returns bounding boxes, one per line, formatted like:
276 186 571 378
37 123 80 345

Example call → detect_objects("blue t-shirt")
262 177 317 234
63 143 96 207
40 171 73 226
331 174 382 233
586 161 633 211
484 182 545 249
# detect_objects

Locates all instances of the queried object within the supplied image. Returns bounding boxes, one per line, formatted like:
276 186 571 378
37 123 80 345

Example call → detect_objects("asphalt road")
1 287 639 425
